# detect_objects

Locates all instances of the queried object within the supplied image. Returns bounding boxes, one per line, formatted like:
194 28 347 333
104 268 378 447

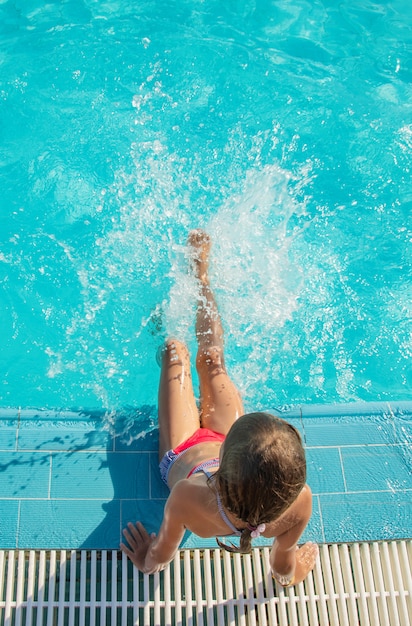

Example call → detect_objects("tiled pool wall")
0 402 411 550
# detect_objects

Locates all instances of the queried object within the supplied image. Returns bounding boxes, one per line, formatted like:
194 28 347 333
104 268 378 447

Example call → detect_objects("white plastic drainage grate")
0 542 411 626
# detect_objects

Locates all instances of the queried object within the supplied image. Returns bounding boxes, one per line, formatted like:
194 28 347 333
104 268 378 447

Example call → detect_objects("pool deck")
0 402 411 550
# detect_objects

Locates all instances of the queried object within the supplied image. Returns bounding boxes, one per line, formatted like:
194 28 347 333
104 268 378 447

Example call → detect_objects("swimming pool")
1 0 411 414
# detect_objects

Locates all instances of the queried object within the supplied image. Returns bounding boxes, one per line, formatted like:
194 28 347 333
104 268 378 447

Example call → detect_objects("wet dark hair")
212 412 306 553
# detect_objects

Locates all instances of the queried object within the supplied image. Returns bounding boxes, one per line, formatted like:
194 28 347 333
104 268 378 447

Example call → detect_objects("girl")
120 230 318 586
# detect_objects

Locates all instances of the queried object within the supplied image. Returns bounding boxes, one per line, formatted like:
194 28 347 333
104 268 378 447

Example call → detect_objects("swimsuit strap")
191 460 243 536
188 458 220 477
215 492 242 536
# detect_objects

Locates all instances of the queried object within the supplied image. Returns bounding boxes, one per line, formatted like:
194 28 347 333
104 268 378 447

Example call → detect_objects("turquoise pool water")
1 0 411 413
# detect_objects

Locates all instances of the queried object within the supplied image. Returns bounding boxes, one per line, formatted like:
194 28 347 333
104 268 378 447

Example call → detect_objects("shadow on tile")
78 409 162 549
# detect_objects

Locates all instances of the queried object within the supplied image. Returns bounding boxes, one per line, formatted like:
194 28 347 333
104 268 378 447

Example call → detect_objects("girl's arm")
120 485 187 574
269 485 318 585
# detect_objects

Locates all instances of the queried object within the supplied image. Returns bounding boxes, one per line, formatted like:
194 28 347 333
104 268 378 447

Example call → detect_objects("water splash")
158 161 313 408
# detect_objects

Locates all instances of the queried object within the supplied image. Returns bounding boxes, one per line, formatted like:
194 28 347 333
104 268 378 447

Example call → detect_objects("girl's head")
213 412 307 553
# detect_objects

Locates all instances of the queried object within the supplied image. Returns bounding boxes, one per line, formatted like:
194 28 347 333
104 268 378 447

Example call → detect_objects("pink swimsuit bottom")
159 428 225 486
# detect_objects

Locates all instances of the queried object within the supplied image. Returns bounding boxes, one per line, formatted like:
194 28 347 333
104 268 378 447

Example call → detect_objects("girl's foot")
188 229 211 284
156 339 180 367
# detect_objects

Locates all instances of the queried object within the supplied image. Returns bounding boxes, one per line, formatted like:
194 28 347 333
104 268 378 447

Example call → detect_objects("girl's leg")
158 339 200 461
189 230 244 434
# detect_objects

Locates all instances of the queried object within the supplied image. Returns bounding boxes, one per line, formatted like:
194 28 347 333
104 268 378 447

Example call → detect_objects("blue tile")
111 407 158 450
18 424 110 451
0 410 19 419
0 451 50 498
0 422 18 451
341 445 412 492
18 500 120 549
181 533 221 549
50 451 150 499
83 500 122 549
304 494 324 544
303 420 390 446
306 448 346 494
0 500 19 548
114 427 158 452
320 491 412 543
121 499 167 539
392 414 412 443
107 452 151 500
303 413 412 446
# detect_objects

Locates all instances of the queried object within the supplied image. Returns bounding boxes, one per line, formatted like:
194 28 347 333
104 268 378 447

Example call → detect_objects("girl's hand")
120 521 157 572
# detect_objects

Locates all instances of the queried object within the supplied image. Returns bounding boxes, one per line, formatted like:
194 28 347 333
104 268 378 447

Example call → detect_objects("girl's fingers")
122 528 136 548
127 521 149 540
127 522 143 543
122 522 151 551
120 542 133 558
135 521 150 539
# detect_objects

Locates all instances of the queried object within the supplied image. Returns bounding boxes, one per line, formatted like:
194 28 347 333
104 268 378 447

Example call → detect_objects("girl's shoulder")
169 475 210 500
264 484 313 537
166 477 215 520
